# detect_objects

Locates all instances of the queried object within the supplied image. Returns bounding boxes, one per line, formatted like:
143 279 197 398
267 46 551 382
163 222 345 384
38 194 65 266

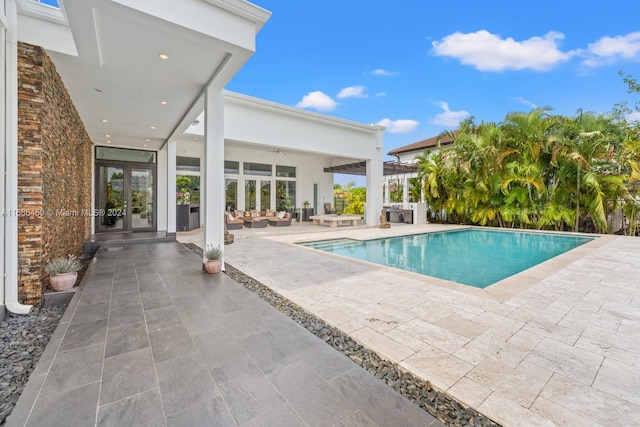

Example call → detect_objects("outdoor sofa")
267 211 292 227
225 212 244 230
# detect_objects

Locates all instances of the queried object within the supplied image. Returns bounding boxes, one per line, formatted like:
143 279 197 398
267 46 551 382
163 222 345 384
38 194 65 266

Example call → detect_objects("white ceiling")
32 0 264 150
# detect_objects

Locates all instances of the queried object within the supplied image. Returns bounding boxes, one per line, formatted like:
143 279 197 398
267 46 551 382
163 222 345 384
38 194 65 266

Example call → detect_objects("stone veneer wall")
17 42 92 305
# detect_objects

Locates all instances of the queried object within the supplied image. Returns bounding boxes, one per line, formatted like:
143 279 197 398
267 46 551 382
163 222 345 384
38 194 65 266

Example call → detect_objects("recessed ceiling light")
158 53 169 60
106 140 111 144
143 144 148 147
101 119 108 123
160 101 168 105
150 126 156 130
145 139 150 142
194 137 199 141
105 134 110 137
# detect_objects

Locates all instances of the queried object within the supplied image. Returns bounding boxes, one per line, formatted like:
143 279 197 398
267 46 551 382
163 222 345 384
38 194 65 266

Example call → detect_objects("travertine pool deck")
210 224 640 426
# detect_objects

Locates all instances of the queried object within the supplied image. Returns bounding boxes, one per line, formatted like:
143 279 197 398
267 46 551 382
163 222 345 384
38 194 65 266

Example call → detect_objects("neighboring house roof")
387 130 458 156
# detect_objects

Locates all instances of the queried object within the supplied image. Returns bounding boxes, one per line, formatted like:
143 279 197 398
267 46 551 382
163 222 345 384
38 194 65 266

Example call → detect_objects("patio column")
203 85 224 267
167 140 176 234
384 177 390 204
365 159 383 226
402 176 409 205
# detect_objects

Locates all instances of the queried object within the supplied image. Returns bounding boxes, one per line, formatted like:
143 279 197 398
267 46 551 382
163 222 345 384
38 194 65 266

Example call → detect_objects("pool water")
298 229 595 288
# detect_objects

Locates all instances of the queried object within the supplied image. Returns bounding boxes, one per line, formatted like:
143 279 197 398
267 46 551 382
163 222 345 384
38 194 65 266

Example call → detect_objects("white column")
382 176 390 205
365 159 383 226
167 140 176 234
3 0 31 314
402 175 409 205
203 86 225 266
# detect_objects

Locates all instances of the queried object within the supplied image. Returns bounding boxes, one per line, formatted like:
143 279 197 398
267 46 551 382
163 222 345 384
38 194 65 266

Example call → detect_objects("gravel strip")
183 242 500 427
0 306 66 425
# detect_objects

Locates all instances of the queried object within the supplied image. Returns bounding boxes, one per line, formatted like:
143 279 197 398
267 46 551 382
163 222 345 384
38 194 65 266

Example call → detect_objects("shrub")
44 255 82 275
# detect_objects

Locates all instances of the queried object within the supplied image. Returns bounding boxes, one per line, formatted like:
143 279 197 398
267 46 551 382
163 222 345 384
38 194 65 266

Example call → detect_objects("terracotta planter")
204 259 222 274
49 272 78 291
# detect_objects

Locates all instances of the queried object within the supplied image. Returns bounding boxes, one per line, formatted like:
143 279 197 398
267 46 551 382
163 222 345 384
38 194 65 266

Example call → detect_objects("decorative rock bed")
184 242 500 427
0 306 66 425
0 243 98 424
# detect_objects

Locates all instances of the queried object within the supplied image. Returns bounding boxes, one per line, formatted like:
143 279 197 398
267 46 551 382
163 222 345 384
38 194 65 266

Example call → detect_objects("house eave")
224 90 386 134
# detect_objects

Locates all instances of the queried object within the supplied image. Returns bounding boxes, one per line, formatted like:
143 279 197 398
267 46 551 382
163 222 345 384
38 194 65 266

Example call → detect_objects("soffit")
35 0 265 150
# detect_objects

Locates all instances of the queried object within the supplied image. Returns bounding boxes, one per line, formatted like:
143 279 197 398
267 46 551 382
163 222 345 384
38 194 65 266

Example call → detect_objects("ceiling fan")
267 147 286 155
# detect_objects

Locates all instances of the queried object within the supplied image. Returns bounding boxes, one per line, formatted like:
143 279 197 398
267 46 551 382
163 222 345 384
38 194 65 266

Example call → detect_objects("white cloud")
337 86 368 99
372 68 398 77
627 111 640 123
375 92 387 97
296 91 337 111
583 32 640 67
515 96 538 109
431 30 572 71
430 102 470 127
376 118 419 133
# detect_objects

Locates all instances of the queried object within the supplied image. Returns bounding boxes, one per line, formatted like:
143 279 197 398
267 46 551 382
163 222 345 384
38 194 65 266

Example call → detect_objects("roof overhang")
324 161 418 176
17 0 271 150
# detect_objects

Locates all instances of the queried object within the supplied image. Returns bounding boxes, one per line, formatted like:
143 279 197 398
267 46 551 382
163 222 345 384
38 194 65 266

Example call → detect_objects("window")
224 161 239 174
276 165 296 178
244 162 272 176
176 156 200 172
260 181 271 210
226 179 237 211
245 180 257 210
96 147 156 163
276 180 296 211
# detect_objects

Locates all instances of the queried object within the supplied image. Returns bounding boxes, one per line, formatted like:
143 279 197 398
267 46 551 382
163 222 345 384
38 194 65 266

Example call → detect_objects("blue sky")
38 0 59 7
228 0 640 169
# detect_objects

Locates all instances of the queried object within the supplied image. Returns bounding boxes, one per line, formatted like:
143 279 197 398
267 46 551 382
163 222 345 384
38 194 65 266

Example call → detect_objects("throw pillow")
277 211 286 219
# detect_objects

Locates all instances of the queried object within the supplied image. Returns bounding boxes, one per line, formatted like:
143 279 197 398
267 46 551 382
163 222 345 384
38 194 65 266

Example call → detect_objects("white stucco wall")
224 91 384 162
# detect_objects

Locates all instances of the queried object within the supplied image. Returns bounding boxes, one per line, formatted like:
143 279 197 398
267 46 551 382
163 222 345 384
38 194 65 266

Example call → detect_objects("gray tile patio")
6 242 442 427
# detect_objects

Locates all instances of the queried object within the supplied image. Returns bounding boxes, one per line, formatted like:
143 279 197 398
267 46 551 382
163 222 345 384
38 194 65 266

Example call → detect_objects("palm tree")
500 108 558 228
416 150 449 222
552 111 626 231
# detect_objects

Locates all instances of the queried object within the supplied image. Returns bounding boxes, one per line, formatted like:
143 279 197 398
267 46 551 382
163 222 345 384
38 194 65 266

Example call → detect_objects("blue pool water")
298 229 594 288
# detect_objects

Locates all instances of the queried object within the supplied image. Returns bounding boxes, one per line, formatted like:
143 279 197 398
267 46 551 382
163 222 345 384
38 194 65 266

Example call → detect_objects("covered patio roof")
324 160 418 176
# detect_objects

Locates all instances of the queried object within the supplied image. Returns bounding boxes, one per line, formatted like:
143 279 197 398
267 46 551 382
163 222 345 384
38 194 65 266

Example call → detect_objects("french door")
95 163 156 233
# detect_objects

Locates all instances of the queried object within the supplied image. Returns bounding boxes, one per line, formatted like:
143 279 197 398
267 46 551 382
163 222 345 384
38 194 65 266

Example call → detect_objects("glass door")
245 179 256 210
131 168 154 231
96 165 125 232
96 164 156 232
260 180 271 210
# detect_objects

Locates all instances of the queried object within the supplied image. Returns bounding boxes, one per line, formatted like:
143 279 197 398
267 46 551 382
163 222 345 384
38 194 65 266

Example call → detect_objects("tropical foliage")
334 182 366 214
415 107 640 234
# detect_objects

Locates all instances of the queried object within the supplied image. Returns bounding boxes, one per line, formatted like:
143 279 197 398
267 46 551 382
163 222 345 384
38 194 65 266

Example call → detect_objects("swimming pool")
298 229 595 288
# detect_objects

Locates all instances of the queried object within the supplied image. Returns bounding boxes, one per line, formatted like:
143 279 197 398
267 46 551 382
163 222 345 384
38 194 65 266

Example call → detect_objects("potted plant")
303 200 310 208
44 255 83 291
204 245 223 274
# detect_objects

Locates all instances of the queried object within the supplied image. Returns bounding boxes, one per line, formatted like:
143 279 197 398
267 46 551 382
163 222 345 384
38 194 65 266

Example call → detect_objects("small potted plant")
303 200 310 208
44 255 83 291
204 245 223 274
